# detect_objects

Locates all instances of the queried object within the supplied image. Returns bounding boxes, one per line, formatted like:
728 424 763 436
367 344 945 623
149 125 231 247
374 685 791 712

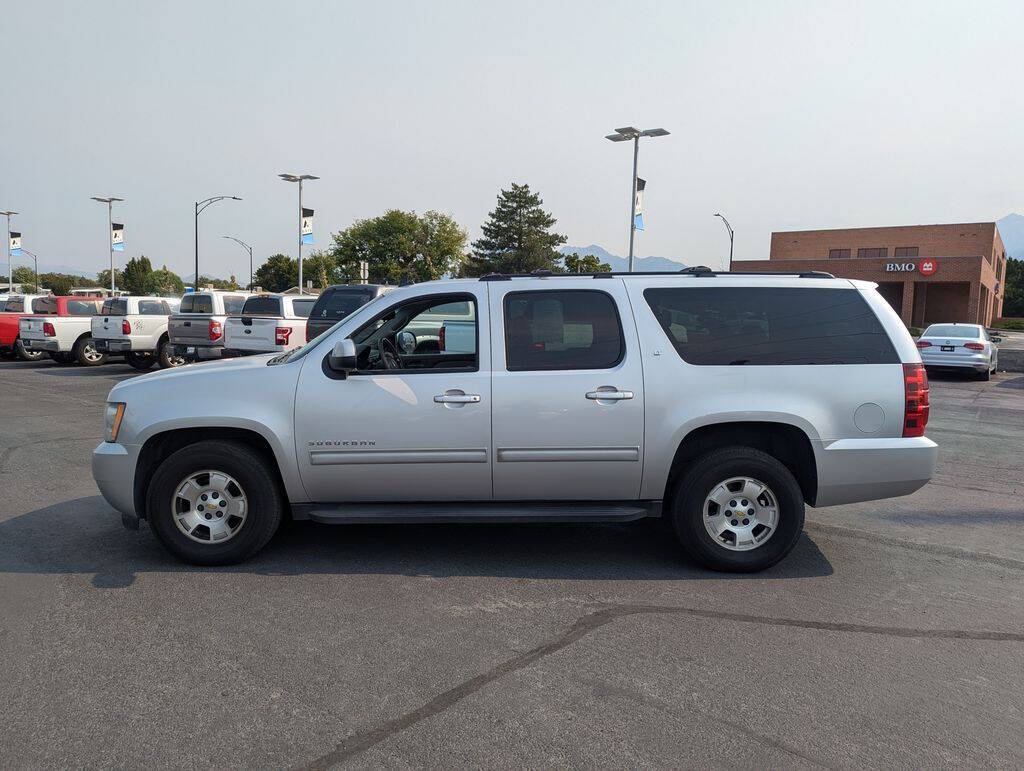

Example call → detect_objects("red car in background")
0 294 51 361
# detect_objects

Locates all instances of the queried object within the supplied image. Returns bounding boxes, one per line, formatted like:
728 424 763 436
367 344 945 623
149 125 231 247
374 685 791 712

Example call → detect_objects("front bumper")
23 338 59 352
92 441 142 526
95 338 132 353
814 436 938 507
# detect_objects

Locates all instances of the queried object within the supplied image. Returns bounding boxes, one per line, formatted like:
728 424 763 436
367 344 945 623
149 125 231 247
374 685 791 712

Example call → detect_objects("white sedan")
916 323 998 380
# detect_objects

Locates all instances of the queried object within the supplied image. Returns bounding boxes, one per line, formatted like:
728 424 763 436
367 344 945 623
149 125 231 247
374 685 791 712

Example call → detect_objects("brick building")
734 222 1007 327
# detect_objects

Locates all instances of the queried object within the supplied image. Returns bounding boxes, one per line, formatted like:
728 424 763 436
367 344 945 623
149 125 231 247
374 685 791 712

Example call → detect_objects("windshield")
924 325 979 338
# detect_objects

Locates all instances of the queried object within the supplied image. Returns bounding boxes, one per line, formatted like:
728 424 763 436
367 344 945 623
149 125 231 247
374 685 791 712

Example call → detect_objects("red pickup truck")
0 294 50 361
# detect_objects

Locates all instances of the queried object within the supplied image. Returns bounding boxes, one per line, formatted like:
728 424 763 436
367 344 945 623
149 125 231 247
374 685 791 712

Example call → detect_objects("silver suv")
93 272 937 572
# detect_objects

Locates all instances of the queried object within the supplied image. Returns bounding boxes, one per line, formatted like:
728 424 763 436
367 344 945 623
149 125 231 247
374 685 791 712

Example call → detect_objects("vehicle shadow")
0 496 833 588
34 365 136 379
996 376 1024 390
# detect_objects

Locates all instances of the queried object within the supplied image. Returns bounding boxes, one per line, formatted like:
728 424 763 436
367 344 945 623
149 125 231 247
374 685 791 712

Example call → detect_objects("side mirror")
328 339 357 374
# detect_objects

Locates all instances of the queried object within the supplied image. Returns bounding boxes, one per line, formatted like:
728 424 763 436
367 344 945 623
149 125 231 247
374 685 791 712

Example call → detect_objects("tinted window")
924 324 979 339
223 295 246 315
504 290 623 371
292 298 315 318
5 297 24 312
190 295 214 314
242 296 283 317
32 297 56 314
312 288 375 321
101 299 128 316
67 300 100 316
0 300 5 312
138 300 169 315
178 295 194 313
644 287 898 365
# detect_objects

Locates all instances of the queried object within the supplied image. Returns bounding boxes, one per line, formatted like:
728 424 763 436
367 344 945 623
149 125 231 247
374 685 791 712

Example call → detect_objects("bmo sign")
885 259 937 276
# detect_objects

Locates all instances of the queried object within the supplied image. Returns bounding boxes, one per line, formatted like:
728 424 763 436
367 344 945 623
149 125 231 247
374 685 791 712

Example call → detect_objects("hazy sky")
2 0 1022 279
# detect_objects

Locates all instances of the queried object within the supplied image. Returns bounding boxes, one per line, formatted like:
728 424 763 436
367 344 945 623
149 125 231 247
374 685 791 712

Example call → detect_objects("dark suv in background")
304 284 393 341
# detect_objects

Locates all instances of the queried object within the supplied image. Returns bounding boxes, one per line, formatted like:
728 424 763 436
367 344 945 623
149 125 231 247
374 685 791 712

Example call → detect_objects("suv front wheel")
146 440 284 565
671 446 805 572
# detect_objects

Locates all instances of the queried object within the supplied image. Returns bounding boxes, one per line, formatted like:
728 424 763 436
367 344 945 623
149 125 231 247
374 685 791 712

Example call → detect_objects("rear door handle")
586 389 634 401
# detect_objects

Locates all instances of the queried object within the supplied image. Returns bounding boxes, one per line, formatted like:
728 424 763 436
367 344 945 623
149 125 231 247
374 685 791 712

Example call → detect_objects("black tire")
670 446 805 572
73 335 107 367
49 352 74 365
157 338 186 369
146 440 283 565
15 337 47 362
977 367 991 381
126 352 155 371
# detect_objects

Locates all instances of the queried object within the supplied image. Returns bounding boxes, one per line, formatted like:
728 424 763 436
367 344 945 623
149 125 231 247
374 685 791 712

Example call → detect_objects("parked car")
916 323 998 380
167 290 251 362
20 296 106 365
91 296 183 370
0 294 51 361
93 273 937 571
304 284 393 342
223 294 316 356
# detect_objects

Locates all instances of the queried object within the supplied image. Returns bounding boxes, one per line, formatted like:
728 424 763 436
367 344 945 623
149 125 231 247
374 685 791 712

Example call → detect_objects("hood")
109 353 279 399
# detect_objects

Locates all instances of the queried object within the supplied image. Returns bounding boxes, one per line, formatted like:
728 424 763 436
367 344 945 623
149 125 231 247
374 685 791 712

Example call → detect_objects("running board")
291 501 662 524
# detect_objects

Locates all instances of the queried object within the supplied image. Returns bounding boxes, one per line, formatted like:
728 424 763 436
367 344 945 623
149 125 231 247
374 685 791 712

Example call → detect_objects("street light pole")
714 212 734 271
605 126 669 272
2 210 17 292
194 195 242 289
20 249 39 290
90 197 123 293
222 236 254 290
279 173 319 295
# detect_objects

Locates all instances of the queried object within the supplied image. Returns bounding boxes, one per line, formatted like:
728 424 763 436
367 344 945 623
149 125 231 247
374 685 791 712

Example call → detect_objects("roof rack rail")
476 269 837 280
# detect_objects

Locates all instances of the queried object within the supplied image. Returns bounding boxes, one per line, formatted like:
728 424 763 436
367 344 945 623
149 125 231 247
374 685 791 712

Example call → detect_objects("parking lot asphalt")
1 359 1022 768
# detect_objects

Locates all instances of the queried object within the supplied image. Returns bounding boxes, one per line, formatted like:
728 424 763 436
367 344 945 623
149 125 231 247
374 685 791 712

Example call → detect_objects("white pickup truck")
167 290 251 362
223 294 316 356
91 296 183 370
20 296 106 365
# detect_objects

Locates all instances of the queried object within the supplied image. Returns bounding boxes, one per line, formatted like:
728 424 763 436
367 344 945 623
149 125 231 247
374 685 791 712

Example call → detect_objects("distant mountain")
997 214 1024 259
30 262 102 279
560 244 686 272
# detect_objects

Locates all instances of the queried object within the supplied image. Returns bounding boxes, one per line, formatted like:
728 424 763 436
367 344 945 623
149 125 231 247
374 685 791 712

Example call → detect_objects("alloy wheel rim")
172 470 248 544
83 343 102 362
702 476 779 551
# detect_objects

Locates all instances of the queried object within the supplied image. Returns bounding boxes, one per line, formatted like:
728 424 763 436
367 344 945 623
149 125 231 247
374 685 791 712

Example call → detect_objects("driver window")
350 294 478 373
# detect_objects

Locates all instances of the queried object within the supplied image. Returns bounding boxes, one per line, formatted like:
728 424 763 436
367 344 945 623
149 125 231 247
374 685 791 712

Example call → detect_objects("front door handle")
586 388 634 401
434 392 481 404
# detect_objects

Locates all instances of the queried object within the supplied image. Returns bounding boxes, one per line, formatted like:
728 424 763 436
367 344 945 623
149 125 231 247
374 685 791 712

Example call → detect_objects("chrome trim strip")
309 448 488 465
496 446 640 463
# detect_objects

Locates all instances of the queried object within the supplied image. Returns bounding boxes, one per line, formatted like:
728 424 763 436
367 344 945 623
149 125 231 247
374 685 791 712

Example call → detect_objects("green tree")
563 252 612 273
253 254 297 292
462 183 566 276
330 210 467 284
197 275 240 291
12 266 35 287
121 256 153 295
39 273 76 295
303 250 339 289
1003 257 1023 318
96 268 123 290
143 268 185 296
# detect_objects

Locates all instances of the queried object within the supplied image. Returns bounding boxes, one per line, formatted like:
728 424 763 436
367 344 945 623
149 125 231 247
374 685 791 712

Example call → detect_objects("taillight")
208 320 223 341
439 325 446 351
122 319 132 335
43 322 56 337
275 326 292 346
903 363 930 438
964 342 984 351
916 340 932 348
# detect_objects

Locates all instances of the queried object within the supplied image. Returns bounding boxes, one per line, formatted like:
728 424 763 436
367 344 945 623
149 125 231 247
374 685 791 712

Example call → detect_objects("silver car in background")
916 323 997 380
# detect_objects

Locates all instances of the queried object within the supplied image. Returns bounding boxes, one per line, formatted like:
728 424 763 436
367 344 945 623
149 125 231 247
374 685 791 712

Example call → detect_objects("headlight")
104 402 126 443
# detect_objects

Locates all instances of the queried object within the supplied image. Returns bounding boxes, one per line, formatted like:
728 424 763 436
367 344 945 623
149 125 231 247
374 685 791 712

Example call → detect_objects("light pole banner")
633 178 646 231
301 208 314 245
112 223 124 251
9 232 22 256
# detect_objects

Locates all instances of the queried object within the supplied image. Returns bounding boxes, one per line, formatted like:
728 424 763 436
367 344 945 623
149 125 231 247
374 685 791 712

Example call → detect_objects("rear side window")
67 300 100 316
924 324 978 338
644 287 899 365
312 288 375 321
504 290 624 371
102 299 128 315
138 300 169 315
6 297 24 312
292 298 315 318
32 297 56 314
223 295 246 315
242 296 283 317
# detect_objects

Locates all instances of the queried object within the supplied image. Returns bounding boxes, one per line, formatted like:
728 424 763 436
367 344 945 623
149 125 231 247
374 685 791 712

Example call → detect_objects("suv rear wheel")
670 446 804 572
146 440 283 565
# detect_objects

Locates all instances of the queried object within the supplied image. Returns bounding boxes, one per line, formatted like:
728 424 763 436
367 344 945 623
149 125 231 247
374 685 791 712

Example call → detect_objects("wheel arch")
662 421 819 506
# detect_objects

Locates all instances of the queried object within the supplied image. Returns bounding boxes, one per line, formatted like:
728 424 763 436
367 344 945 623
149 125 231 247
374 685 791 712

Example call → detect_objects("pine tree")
463 183 566 275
